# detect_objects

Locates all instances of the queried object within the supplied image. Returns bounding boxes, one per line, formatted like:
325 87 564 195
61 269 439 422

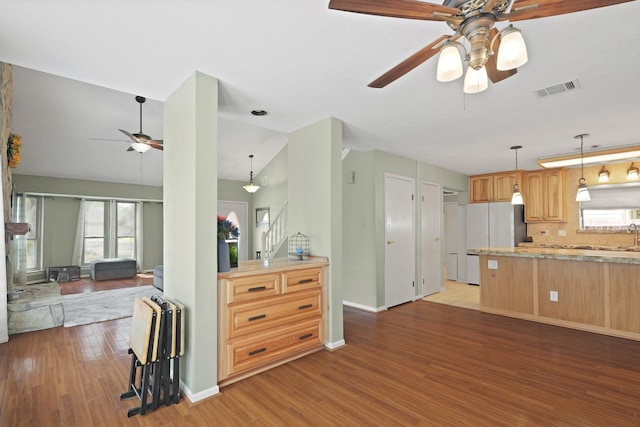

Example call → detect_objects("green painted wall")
341 149 468 310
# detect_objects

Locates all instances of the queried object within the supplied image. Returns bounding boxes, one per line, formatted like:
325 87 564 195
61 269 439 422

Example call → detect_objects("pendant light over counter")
510 145 523 205
243 154 260 193
575 134 591 202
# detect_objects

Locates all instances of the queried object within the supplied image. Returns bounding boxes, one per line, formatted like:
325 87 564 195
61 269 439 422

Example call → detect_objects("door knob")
387 240 395 244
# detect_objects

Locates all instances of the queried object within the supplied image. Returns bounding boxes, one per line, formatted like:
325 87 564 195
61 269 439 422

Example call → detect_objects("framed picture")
256 207 270 227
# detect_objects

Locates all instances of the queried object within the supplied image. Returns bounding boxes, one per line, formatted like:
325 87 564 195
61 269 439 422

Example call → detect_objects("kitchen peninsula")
217 256 329 387
468 247 640 341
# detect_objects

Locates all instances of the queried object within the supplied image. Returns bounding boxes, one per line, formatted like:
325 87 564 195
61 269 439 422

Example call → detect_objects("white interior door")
385 174 415 308
218 201 248 262
421 182 442 296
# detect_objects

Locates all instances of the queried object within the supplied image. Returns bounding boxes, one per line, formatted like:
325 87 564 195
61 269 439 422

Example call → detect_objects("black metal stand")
120 296 183 417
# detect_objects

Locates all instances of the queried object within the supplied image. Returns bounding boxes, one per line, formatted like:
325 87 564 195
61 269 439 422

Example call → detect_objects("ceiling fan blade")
119 128 135 140
485 28 518 83
89 137 130 142
507 0 634 21
149 140 164 151
369 35 450 88
482 0 500 13
329 0 459 21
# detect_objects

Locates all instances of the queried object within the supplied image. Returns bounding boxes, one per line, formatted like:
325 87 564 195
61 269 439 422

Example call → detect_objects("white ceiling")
2 1 640 188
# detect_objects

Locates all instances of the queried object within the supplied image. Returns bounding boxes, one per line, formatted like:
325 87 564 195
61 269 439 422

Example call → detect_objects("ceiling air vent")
533 79 581 99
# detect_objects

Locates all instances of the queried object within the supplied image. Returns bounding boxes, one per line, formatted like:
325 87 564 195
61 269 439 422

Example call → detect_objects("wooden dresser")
217 256 329 386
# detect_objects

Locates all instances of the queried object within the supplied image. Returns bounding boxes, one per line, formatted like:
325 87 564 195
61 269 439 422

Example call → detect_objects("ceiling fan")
328 0 634 92
117 96 163 152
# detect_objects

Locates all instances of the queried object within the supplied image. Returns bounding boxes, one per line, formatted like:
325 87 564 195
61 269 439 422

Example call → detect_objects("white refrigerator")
465 202 526 285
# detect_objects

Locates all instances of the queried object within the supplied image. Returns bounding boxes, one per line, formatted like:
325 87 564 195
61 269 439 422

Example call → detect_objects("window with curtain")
18 195 42 271
81 200 138 264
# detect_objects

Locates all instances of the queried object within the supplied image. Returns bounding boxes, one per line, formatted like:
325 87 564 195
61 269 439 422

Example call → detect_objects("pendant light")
598 165 610 183
628 163 639 180
510 145 523 205
575 134 590 202
242 154 260 193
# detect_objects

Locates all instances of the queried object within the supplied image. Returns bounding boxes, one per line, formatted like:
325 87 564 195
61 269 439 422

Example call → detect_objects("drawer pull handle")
299 333 313 340
298 278 314 284
298 304 313 310
248 314 266 322
248 347 267 356
248 286 266 292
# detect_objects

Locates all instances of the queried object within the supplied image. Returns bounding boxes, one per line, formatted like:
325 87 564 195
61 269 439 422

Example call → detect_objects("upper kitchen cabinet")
523 168 567 223
469 171 523 203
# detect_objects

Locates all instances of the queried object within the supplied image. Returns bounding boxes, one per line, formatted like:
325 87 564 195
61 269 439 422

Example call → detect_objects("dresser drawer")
228 290 322 339
226 319 323 375
225 273 280 304
282 268 322 293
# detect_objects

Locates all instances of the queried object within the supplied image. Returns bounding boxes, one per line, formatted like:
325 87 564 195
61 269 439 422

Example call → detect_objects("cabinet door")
493 172 518 202
469 175 493 203
544 169 566 222
523 171 544 222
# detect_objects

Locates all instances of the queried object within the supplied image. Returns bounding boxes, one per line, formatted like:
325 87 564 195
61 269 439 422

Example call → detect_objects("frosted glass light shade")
598 166 610 183
463 66 488 94
511 190 523 205
131 142 151 153
628 163 639 180
437 44 463 82
576 182 591 202
497 27 528 71
243 182 260 193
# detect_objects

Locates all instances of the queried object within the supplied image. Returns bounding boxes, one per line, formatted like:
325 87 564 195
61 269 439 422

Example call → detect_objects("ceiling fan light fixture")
243 154 260 194
496 25 528 71
131 142 151 153
436 42 463 82
463 65 488 94
598 165 610 183
628 163 639 180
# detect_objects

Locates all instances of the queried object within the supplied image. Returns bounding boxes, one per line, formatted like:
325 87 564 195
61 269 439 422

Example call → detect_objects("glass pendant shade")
463 66 488 94
628 163 639 180
511 188 524 205
598 165 610 183
131 142 151 153
436 44 463 82
497 26 528 71
576 181 591 202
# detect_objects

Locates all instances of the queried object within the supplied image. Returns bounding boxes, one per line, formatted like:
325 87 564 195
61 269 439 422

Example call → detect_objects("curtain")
136 201 144 272
10 194 27 287
71 198 86 266
108 200 116 258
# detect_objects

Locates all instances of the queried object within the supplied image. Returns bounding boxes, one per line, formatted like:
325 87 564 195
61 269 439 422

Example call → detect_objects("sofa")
90 258 137 281
153 265 163 291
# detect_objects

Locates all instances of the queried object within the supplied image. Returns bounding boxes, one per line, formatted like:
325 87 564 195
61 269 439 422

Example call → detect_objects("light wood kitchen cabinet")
469 171 522 203
217 258 327 386
522 168 566 222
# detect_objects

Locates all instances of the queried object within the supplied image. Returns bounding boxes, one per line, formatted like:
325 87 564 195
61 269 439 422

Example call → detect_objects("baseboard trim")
325 339 346 351
343 300 386 313
179 380 220 403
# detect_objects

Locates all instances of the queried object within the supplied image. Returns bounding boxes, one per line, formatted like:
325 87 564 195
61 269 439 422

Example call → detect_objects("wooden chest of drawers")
218 259 328 386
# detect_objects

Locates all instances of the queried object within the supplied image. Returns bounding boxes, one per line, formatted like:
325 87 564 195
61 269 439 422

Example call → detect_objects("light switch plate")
550 291 558 302
488 260 498 270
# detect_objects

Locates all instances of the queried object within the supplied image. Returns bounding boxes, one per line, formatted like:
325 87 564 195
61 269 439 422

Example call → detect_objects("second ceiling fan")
119 95 163 152
328 0 634 92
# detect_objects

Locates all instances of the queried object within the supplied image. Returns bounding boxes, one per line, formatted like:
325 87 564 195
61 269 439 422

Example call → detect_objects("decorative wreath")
7 133 21 168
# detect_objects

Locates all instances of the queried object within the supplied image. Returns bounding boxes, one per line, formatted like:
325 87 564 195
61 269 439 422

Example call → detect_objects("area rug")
62 285 162 327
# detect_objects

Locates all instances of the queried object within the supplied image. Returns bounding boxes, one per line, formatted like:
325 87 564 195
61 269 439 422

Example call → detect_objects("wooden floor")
2 299 640 426
423 280 480 310
58 274 153 295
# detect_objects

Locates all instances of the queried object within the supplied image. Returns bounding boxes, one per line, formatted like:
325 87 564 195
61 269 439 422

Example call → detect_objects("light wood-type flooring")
423 279 480 310
3 289 640 426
